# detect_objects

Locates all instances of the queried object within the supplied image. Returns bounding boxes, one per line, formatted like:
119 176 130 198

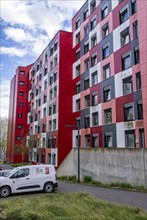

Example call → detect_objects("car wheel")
44 182 53 193
0 186 11 198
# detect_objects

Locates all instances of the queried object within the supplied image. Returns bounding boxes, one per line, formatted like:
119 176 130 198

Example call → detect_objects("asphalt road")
58 181 147 210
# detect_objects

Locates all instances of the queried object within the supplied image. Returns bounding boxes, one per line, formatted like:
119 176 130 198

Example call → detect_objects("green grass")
0 193 147 220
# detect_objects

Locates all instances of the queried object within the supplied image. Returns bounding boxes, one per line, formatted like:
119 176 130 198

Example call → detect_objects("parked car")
0 170 11 177
0 165 58 198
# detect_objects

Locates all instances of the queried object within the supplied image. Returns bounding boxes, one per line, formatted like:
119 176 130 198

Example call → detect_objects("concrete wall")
57 148 147 186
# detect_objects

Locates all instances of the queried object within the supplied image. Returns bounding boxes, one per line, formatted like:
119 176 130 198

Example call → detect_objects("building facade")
72 0 147 149
27 31 74 167
7 0 147 165
7 65 33 163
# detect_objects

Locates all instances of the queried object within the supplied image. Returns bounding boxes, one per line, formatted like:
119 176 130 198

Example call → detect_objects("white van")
0 165 58 198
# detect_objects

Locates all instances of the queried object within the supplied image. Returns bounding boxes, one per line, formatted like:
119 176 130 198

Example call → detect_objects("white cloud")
1 46 27 57
0 79 10 118
4 27 34 43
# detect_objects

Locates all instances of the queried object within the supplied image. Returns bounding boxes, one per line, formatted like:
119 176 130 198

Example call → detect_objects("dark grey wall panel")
102 124 117 148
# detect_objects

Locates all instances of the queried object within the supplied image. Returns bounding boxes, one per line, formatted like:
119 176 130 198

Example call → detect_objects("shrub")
83 176 92 183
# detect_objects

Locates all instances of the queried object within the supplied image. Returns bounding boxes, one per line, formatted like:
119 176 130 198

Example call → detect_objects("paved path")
58 181 147 210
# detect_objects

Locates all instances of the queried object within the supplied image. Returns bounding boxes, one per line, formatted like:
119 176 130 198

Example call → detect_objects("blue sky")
0 0 86 118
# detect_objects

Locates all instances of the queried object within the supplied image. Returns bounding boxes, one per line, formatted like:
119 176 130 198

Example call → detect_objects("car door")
9 168 32 193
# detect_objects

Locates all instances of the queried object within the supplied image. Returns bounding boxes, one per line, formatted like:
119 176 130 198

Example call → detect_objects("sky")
0 0 86 118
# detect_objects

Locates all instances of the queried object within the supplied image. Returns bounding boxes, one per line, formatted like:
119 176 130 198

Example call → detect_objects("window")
12 168 29 178
92 135 98 147
84 9 88 20
122 53 131 70
54 55 58 66
52 138 56 148
50 89 53 100
42 123 46 132
137 100 143 120
76 135 81 148
50 47 53 56
44 80 47 90
76 118 80 129
53 103 57 114
17 124 22 129
43 95 47 103
125 131 135 148
48 139 52 148
85 135 90 147
76 32 80 44
91 34 97 48
90 0 96 13
43 108 46 118
84 42 89 54
104 133 113 147
53 119 56 130
84 95 90 107
134 47 140 64
92 112 98 126
133 21 138 38
76 64 80 76
84 116 90 128
54 42 58 51
76 19 80 30
49 121 52 131
91 18 96 30
121 27 130 46
20 71 25 75
54 86 57 97
45 53 48 63
44 68 47 76
49 105 52 115
18 102 24 107
50 76 53 85
18 113 23 118
103 63 110 80
38 99 41 106
84 26 89 36
84 58 89 71
136 72 141 90
91 54 97 67
104 108 112 124
20 81 24 86
120 8 128 24
92 71 98 85
84 77 89 90
50 61 53 70
102 22 109 39
76 99 80 111
54 72 57 82
19 91 24 96
131 0 137 15
102 45 110 59
124 104 134 121
101 5 108 20
92 93 98 106
76 83 80 94
103 86 111 102
123 76 133 95
76 50 80 61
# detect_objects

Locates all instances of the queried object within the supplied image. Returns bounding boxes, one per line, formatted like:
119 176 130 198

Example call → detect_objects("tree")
0 117 8 161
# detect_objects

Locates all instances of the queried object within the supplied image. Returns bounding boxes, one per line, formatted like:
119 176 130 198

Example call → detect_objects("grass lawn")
0 193 147 220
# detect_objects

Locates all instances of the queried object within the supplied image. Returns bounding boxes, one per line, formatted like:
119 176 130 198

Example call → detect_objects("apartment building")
72 0 147 149
7 0 147 165
7 64 33 163
27 31 74 167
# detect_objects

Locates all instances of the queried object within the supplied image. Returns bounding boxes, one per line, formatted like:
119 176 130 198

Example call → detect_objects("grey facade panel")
80 70 89 91
101 76 115 102
80 34 89 57
102 124 117 148
99 0 112 21
100 32 113 61
134 90 142 120
80 108 90 129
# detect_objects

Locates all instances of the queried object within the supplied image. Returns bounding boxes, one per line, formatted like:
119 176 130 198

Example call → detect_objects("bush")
83 176 92 183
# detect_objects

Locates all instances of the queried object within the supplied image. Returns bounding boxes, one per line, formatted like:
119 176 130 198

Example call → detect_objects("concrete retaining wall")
57 148 147 186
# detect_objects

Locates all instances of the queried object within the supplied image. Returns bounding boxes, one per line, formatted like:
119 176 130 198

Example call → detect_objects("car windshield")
4 167 19 177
